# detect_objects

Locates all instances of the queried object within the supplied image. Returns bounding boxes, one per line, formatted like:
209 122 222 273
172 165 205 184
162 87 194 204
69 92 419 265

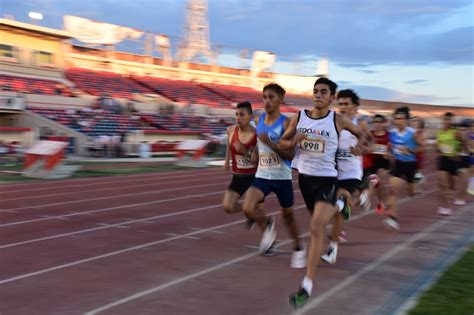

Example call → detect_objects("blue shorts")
251 177 294 208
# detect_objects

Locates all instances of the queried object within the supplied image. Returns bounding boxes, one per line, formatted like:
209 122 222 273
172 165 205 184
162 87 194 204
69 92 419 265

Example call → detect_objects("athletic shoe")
454 199 466 206
259 217 276 254
321 244 338 264
290 246 307 268
289 287 309 309
262 241 277 256
383 217 400 230
359 190 371 212
337 196 351 220
437 207 452 216
414 172 424 183
245 218 256 231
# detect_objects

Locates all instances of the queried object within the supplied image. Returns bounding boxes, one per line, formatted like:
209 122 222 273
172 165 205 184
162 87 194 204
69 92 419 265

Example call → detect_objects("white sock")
301 276 313 295
329 241 338 249
336 199 344 212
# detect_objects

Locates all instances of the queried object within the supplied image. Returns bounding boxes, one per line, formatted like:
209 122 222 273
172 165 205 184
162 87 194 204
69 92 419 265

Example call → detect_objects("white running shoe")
383 217 400 230
454 199 466 206
321 244 338 264
414 172 424 183
259 217 276 254
290 246 307 268
437 207 453 216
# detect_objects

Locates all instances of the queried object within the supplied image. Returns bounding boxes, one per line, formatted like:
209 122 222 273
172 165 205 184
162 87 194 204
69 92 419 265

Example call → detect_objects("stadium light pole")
28 11 43 25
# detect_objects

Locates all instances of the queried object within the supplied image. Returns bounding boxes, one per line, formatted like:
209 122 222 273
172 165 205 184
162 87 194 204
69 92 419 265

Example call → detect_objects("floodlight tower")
176 0 216 64
316 57 329 78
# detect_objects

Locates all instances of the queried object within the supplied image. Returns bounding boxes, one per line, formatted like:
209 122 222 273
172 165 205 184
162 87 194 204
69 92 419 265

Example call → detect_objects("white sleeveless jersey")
294 110 339 177
337 117 362 180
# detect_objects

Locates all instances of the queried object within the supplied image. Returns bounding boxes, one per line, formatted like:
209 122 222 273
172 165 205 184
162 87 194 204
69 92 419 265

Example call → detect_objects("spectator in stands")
86 138 99 157
0 141 8 163
99 134 110 157
55 83 63 95
111 134 121 157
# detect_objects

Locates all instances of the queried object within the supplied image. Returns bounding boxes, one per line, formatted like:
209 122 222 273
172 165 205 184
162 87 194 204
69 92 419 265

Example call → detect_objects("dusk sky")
2 0 473 107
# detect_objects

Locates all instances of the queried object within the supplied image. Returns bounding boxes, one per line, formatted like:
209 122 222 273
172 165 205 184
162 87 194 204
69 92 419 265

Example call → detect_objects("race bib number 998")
300 138 325 154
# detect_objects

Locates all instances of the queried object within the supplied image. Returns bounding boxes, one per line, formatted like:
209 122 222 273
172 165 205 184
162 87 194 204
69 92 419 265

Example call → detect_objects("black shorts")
458 155 470 170
438 156 459 176
391 160 417 183
338 179 363 194
298 174 337 212
228 174 255 196
370 156 390 173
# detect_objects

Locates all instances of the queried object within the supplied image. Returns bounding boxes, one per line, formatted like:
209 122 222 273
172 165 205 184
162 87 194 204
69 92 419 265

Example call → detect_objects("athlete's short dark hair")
314 77 337 95
373 114 386 122
394 106 410 119
236 101 253 115
337 89 360 106
263 83 285 97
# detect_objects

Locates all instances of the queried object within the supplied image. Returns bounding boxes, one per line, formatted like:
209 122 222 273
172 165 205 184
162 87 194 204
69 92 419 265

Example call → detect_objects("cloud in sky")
358 70 377 74
405 80 429 84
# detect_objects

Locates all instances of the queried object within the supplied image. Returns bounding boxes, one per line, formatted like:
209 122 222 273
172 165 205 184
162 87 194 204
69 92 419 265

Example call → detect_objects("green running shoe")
289 287 309 309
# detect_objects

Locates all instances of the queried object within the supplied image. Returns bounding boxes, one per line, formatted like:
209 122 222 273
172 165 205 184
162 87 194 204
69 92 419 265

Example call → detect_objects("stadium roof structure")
0 18 71 40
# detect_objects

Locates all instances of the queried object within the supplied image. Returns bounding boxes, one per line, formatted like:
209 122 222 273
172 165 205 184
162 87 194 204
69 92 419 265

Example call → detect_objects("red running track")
0 166 472 315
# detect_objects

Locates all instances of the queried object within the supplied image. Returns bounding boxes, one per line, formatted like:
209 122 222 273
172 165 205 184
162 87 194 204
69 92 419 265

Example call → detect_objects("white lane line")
0 190 224 228
97 224 129 229
0 181 224 212
294 203 474 315
392 243 472 315
40 215 70 221
82 217 308 315
0 207 294 285
0 168 222 191
82 188 440 314
0 181 438 296
1 173 227 202
0 184 300 246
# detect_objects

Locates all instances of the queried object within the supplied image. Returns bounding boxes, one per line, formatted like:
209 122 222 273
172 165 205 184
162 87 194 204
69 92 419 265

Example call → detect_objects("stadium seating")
65 68 155 99
131 76 232 107
0 74 73 96
29 107 228 137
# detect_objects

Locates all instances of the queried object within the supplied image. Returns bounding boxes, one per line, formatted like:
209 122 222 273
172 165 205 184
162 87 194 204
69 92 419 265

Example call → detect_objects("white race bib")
439 144 454 155
372 144 388 155
300 137 325 155
234 154 255 169
336 149 352 160
259 153 281 169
